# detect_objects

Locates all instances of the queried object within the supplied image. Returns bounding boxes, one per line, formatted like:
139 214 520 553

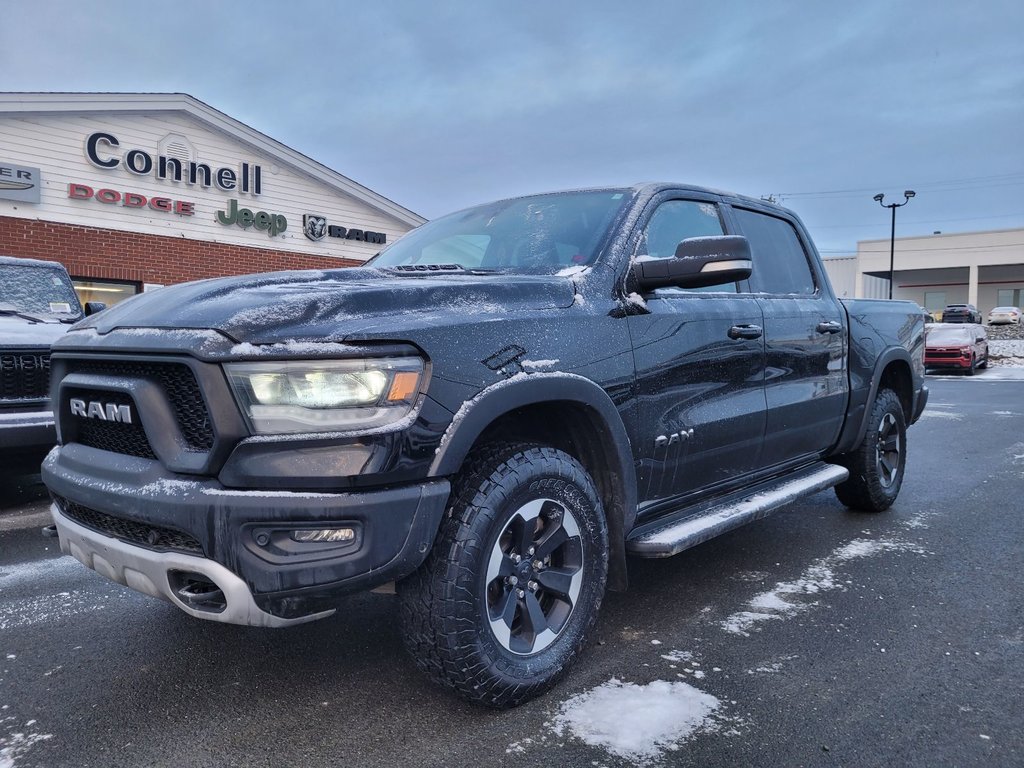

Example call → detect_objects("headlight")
225 357 424 434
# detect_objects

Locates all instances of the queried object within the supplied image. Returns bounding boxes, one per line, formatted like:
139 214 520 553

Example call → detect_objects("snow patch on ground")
0 590 111 632
722 536 928 636
549 678 723 764
659 649 694 663
919 410 963 420
989 339 1024 357
0 721 52 768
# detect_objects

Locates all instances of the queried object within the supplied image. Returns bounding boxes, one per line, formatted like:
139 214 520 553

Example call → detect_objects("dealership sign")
216 198 287 237
85 132 264 195
0 161 41 204
303 214 386 244
68 183 195 215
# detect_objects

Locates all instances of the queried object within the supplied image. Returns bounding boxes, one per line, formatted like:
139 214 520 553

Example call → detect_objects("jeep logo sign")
70 398 133 424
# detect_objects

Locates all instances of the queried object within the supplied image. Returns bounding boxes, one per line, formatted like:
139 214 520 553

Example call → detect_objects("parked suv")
942 303 982 323
42 184 928 707
0 256 87 467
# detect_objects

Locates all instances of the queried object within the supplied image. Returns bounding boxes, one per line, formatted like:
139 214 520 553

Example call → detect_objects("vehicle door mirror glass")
631 235 752 290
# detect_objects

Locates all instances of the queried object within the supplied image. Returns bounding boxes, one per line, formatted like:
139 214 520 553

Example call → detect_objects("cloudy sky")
3 1 1022 254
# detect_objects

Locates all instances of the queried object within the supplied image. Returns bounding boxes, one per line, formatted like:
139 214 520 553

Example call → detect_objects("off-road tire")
834 388 907 512
398 443 608 708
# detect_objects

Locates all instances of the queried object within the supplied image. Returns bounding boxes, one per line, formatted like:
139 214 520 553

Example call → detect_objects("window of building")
997 288 1022 308
923 291 947 312
73 279 140 308
731 208 816 295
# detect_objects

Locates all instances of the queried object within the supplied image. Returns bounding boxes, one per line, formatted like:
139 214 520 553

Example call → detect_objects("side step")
626 462 849 558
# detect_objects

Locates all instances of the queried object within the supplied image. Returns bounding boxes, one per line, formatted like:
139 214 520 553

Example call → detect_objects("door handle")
816 320 842 334
728 324 763 340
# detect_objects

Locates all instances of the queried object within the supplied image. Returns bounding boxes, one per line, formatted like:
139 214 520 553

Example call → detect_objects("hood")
77 267 578 344
0 313 74 347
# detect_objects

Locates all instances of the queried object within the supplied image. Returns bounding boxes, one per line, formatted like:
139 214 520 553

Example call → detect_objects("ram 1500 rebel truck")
42 184 928 707
0 255 93 468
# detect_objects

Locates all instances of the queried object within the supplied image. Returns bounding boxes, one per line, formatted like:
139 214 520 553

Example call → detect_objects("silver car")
987 306 1022 325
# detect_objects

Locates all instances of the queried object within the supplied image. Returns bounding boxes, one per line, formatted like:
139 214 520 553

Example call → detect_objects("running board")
627 463 849 558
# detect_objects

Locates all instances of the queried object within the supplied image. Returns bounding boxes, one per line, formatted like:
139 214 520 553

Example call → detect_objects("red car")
925 323 989 375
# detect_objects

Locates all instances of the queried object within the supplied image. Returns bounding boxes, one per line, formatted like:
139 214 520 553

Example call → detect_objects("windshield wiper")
0 305 76 323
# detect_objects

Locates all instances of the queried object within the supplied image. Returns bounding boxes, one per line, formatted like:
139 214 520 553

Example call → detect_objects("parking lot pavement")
2 376 1022 767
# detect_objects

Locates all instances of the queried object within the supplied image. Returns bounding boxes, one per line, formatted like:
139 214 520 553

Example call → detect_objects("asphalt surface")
2 374 1022 767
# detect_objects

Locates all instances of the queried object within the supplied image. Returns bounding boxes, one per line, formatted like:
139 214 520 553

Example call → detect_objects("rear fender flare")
841 347 915 452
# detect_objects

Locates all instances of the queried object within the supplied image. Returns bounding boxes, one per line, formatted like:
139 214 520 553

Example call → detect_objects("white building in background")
822 228 1024 317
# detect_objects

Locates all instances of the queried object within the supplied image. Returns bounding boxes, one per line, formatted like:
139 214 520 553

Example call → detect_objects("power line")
771 173 1024 200
858 242 1024 253
809 213 1024 230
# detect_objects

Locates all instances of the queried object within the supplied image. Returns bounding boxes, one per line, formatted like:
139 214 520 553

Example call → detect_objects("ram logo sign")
69 398 133 424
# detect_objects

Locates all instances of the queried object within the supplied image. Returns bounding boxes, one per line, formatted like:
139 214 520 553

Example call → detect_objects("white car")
987 306 1022 325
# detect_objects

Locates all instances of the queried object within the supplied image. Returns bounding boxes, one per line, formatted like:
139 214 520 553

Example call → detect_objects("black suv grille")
1 350 51 402
54 494 203 555
66 360 214 453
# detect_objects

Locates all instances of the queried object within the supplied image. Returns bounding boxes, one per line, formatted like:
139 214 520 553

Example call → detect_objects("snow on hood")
76 267 578 344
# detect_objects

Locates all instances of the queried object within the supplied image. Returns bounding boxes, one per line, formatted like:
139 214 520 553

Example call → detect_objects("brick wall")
0 215 361 285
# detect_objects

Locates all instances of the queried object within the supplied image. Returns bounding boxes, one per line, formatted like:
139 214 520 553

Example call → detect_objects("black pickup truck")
42 184 927 707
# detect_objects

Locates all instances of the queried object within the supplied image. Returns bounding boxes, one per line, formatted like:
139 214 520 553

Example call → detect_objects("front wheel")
834 388 907 512
966 354 977 375
398 443 608 708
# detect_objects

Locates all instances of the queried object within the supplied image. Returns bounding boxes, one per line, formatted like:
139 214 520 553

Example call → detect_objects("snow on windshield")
926 325 974 344
0 264 82 316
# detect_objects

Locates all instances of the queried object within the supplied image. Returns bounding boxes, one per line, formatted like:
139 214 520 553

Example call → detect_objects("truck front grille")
65 360 214 452
66 389 157 459
53 494 203 555
0 350 51 402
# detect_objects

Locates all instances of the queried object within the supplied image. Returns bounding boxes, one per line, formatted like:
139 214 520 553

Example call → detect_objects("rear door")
627 194 766 511
726 204 847 468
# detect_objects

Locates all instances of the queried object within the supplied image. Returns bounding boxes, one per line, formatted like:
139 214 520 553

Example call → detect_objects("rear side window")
732 208 816 295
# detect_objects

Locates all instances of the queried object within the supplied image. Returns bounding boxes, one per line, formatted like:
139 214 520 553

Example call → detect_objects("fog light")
290 528 356 543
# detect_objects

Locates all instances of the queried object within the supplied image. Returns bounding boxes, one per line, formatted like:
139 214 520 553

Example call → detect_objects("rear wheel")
398 443 608 708
835 388 907 512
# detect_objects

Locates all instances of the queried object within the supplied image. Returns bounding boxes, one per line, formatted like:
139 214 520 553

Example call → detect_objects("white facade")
852 228 1024 316
0 93 423 263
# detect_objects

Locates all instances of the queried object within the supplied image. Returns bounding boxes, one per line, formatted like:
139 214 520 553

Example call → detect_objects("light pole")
873 190 915 300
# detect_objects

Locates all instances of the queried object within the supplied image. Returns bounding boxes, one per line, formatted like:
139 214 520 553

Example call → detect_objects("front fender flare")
429 373 638 588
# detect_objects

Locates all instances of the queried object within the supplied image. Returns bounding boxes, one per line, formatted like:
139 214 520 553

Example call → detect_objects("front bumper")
0 409 56 454
43 444 450 623
924 355 972 369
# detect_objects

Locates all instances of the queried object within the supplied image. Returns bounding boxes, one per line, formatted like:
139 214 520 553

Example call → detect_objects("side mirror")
631 235 752 291
84 301 106 316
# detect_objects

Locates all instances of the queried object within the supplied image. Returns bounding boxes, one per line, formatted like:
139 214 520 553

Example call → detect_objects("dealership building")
823 228 1024 317
0 92 424 306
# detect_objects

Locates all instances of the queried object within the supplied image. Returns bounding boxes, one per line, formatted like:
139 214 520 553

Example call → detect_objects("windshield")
369 190 630 274
927 326 973 344
0 264 83 318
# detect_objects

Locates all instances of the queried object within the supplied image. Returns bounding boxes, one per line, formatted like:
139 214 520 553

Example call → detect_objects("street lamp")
874 190 916 299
